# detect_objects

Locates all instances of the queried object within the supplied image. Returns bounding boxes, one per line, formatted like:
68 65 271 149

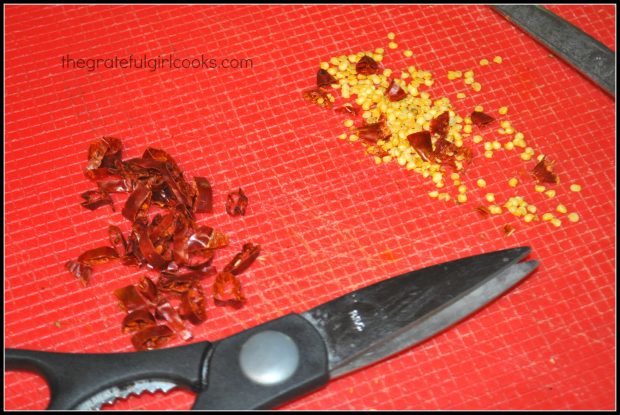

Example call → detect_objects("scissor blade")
300 247 537 378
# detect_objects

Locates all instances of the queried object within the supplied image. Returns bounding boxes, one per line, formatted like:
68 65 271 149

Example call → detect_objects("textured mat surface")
5 5 615 410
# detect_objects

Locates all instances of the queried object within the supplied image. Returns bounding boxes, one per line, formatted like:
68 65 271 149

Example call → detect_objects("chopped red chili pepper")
213 271 245 303
335 103 360 116
155 298 193 341
134 218 169 270
179 284 208 324
80 189 114 211
317 69 337 88
108 225 127 256
226 188 248 217
470 111 495 127
224 243 261 276
188 226 229 251
114 285 148 312
531 156 560 184
131 325 174 351
156 273 197 295
475 206 491 217
302 88 332 109
77 246 120 266
193 177 213 213
65 260 92 287
136 275 159 305
122 309 156 334
503 224 516 236
357 117 391 143
86 137 123 171
356 56 379 75
430 111 450 138
386 79 407 102
122 182 152 221
407 131 433 162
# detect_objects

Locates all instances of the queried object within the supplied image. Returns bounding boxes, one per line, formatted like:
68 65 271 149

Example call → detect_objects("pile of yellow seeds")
311 32 582 233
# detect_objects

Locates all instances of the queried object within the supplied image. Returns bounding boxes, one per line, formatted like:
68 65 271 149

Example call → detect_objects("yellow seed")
404 50 413 57
551 218 562 227
570 184 582 192
500 120 511 129
477 179 486 188
542 213 554 221
493 55 503 64
524 213 535 223
464 70 474 78
508 178 518 187
498 106 508 115
527 205 537 213
382 155 392 163
484 150 493 158
344 119 354 128
428 190 439 198
492 141 501 150
537 154 545 162
388 41 398 49
520 152 532 161
568 212 580 222
535 185 546 192
556 204 567 214
374 156 382 164
472 82 482 91
484 142 492 151
525 147 535 155
485 193 495 202
479 58 489 66
504 141 515 150
514 132 524 140
464 78 474 85
457 92 466 99
473 135 483 144
450 172 460 180
349 134 359 142
545 189 556 198
474 105 484 112
320 61 330 70
457 194 467 203
432 172 443 183
458 184 467 194
387 32 396 40
338 133 347 140
463 125 472 134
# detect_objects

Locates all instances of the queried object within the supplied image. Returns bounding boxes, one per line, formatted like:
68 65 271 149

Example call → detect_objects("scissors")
6 246 538 410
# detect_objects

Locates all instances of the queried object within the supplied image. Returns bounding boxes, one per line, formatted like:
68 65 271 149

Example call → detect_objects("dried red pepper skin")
225 188 248 217
122 309 156 334
357 117 392 144
470 111 495 127
131 325 174 351
302 88 332 109
213 271 245 303
188 226 229 251
114 285 148 312
531 156 560 184
86 137 123 171
224 243 261 276
356 56 380 75
65 260 92 287
155 298 193 341
193 177 213 213
108 226 128 256
407 131 433 162
179 284 208 324
317 69 337 88
122 182 152 221
80 189 114 211
134 218 169 270
77 246 120 266
136 275 159 305
386 79 407 102
335 104 360 116
430 111 450 138
157 273 197 295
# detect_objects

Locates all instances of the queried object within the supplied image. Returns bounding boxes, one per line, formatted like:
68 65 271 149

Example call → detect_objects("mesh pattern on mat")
5 4 615 410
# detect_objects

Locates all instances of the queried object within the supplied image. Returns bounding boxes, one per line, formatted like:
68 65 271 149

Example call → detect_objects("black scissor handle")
6 341 212 410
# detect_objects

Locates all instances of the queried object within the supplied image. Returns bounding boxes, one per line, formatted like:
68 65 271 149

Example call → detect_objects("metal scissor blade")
300 247 537 378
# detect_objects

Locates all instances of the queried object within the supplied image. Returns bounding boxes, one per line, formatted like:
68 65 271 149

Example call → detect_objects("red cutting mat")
4 5 616 410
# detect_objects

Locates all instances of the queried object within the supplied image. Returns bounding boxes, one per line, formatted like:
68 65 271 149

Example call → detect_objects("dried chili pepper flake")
122 309 156 334
226 188 248 217
77 246 120 266
470 111 495 127
476 206 491 217
430 111 450 138
134 219 169 270
86 137 123 171
188 226 229 250
356 55 380 75
213 271 245 303
193 177 213 213
407 131 433 162
122 182 152 221
531 156 560 184
156 273 196 295
155 298 193 341
131 325 174 351
503 224 516 236
149 213 177 245
357 117 391 144
302 88 332 109
224 243 261 276
80 189 114 211
386 79 407 102
317 69 337 88
109 226 128 257
335 103 360 116
65 260 92 287
136 275 159 304
179 284 208 324
186 249 215 272
114 285 148 312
